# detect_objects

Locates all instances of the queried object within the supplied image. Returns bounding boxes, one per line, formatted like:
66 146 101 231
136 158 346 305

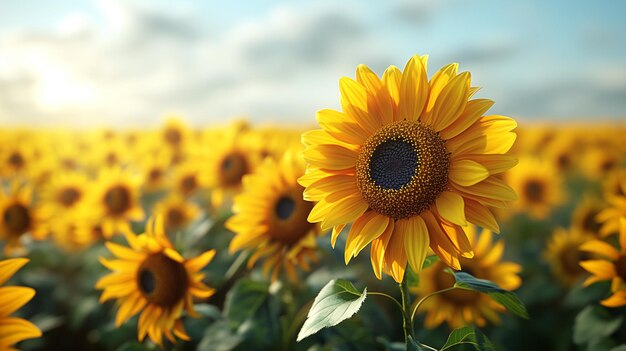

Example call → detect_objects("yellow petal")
185 250 216 272
429 72 470 132
398 55 428 122
316 109 368 146
440 99 494 140
0 287 35 317
580 240 619 260
370 221 394 280
435 191 467 226
331 224 346 248
580 260 616 281
303 144 358 170
449 160 490 187
601 291 626 308
344 212 391 264
385 222 408 283
464 199 500 234
356 64 394 125
382 65 402 119
402 216 430 273
340 77 381 134
0 258 28 285
0 317 41 347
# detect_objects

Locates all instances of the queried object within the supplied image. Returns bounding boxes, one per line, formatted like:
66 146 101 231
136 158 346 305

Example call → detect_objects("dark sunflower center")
167 208 185 228
616 255 626 281
220 153 248 187
61 158 78 170
369 139 418 190
275 196 296 220
524 180 544 203
181 175 198 194
601 159 616 173
559 244 588 276
105 152 118 166
137 253 189 307
149 168 164 182
3 204 31 235
104 186 131 215
269 187 315 246
8 152 25 168
356 120 450 220
556 153 570 171
165 128 182 145
59 187 81 207
581 209 601 234
433 262 481 305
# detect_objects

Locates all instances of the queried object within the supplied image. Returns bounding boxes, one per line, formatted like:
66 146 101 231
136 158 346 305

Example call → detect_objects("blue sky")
0 0 625 127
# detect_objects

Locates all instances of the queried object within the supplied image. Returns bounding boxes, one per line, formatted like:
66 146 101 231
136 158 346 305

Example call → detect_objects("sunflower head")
96 216 216 345
411 226 521 329
153 195 200 232
300 55 518 282
544 227 595 287
227 151 321 283
0 182 48 255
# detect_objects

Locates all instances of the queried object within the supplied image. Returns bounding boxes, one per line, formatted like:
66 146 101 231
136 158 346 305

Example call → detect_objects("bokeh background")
1 0 625 127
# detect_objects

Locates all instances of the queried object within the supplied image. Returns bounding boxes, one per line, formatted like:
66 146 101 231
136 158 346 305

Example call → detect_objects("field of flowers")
1 56 626 351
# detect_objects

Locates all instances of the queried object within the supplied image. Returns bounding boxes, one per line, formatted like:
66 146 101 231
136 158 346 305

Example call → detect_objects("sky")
0 0 625 128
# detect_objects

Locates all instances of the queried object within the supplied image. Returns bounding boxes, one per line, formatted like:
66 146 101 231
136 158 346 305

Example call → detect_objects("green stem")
399 273 414 348
410 286 457 322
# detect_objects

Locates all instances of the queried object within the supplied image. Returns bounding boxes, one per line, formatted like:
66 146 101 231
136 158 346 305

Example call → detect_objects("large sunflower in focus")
300 55 518 282
411 226 521 328
0 258 41 350
580 217 626 307
227 152 320 282
89 167 145 238
0 183 48 255
96 216 216 345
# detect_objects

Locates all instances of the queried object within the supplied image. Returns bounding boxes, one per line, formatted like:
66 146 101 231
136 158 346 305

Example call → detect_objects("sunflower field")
1 51 626 351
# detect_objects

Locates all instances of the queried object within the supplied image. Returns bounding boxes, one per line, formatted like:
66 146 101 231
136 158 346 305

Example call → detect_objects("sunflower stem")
399 273 415 349
410 286 457 322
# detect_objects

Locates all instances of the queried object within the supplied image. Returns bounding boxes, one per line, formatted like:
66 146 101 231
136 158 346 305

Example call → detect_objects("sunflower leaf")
296 279 367 342
451 271 529 319
440 326 496 351
573 305 624 345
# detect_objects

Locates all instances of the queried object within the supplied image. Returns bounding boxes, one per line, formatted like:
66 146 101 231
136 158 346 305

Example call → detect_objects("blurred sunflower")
139 150 171 193
152 195 199 233
39 172 88 219
172 161 207 198
0 182 48 255
597 182 626 237
0 258 41 350
582 148 621 180
300 55 518 282
96 216 215 345
204 124 259 209
227 152 320 282
0 141 34 178
89 167 144 238
161 117 191 156
571 196 606 237
507 156 564 220
411 226 521 328
544 227 594 287
580 217 626 307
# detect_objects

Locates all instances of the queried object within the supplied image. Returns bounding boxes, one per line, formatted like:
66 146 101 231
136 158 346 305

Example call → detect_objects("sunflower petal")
436 191 467 226
402 216 430 273
449 160 490 187
0 258 28 285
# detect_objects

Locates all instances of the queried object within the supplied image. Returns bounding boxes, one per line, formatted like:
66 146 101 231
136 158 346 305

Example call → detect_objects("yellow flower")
39 171 89 219
0 258 42 350
152 195 200 233
172 161 207 198
580 218 626 307
507 156 564 220
544 227 595 287
226 151 321 282
582 147 621 180
300 55 518 282
411 226 521 328
88 167 145 239
0 182 48 255
597 177 626 237
95 216 216 345
571 195 606 237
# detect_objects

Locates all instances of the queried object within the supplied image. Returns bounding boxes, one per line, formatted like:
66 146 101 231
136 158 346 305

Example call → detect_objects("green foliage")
573 306 624 346
452 271 529 319
296 279 367 342
440 327 496 351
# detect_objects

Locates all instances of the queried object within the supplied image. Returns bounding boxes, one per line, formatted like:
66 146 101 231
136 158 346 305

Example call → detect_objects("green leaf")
452 271 529 319
573 305 624 345
223 279 269 325
296 279 367 342
440 326 496 351
422 255 440 270
408 336 434 351
610 345 626 351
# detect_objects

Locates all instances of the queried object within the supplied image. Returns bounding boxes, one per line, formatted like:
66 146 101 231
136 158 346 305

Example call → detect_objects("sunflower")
0 258 41 350
0 182 48 255
597 178 626 237
582 147 622 180
411 226 521 328
300 55 518 282
39 171 89 220
226 151 320 282
161 117 191 154
204 123 259 209
580 217 626 307
152 195 200 233
544 227 595 287
571 195 606 237
139 150 172 193
88 167 145 239
507 156 564 220
95 216 216 345
172 161 207 198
